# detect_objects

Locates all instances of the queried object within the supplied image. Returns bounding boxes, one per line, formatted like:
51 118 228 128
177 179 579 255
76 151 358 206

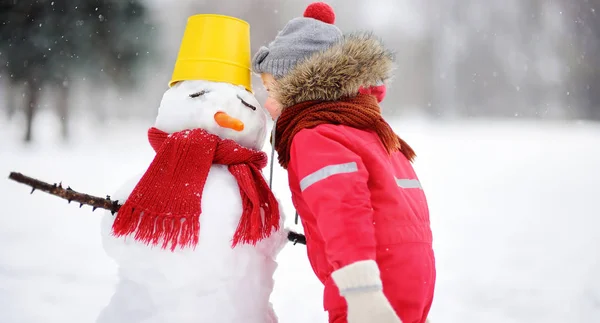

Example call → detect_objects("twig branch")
287 230 306 245
8 172 120 214
7 171 306 245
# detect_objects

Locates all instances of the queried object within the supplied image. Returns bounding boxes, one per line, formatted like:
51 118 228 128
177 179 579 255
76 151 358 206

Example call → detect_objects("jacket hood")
271 32 395 108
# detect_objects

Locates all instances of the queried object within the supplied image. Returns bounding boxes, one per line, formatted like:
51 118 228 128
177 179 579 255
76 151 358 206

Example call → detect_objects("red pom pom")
303 2 335 24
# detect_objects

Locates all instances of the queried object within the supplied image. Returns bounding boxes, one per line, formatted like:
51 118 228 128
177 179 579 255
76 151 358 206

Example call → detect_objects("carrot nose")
214 111 244 132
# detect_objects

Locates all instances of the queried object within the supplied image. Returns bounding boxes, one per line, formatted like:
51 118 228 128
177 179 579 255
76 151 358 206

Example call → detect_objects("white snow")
2 112 600 322
155 80 267 150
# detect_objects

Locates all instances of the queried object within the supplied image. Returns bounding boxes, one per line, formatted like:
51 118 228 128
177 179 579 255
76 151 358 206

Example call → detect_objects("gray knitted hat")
252 2 342 79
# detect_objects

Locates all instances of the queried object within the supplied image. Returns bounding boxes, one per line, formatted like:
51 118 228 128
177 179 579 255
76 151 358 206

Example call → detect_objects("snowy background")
2 0 600 322
2 113 599 322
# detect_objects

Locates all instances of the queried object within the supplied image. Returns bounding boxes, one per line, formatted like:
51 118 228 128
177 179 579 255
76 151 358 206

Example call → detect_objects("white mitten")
331 260 402 323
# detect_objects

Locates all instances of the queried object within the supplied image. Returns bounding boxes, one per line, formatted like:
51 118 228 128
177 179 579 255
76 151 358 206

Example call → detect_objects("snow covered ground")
1 111 599 322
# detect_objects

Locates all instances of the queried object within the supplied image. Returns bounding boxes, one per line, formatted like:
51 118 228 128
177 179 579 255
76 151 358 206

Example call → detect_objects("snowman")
97 14 287 323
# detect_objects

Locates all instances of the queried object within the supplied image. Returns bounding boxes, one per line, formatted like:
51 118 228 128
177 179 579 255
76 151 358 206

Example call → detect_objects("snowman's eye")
189 90 208 98
237 95 257 111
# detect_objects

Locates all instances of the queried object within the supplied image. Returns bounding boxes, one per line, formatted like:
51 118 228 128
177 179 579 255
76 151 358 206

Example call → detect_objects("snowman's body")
98 80 287 323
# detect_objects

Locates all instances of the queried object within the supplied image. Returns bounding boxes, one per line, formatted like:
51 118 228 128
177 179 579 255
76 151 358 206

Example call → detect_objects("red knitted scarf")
111 127 280 251
275 94 416 169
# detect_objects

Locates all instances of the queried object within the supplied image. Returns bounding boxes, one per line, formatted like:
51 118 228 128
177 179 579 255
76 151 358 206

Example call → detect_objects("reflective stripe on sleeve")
300 162 359 192
395 178 422 189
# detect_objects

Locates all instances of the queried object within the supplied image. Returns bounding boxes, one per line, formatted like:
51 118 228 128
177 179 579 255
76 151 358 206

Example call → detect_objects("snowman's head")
154 80 267 150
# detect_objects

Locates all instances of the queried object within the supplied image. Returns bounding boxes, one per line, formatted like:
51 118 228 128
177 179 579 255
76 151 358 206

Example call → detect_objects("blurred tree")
0 0 17 120
429 0 575 119
0 0 50 142
0 58 19 120
0 0 155 142
563 0 600 120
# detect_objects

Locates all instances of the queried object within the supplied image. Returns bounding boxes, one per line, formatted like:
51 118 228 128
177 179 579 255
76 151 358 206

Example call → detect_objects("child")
253 3 435 323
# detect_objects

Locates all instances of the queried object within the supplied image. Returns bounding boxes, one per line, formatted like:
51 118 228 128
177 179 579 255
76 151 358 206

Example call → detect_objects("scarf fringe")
230 164 280 247
112 203 200 252
231 200 280 247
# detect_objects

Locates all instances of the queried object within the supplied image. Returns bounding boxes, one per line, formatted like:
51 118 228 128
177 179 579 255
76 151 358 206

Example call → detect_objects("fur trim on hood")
271 32 395 108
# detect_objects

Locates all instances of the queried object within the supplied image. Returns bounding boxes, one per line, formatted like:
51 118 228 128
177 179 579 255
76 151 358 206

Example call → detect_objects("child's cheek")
264 97 282 120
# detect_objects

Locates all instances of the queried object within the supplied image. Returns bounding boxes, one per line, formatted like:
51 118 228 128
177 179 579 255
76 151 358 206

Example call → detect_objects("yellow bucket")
169 14 252 92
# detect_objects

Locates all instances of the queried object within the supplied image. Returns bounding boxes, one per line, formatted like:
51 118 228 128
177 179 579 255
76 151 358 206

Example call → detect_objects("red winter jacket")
287 124 436 321
261 31 437 322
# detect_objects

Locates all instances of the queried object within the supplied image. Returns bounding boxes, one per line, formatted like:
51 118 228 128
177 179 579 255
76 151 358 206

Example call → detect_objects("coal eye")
190 90 208 98
237 95 257 111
